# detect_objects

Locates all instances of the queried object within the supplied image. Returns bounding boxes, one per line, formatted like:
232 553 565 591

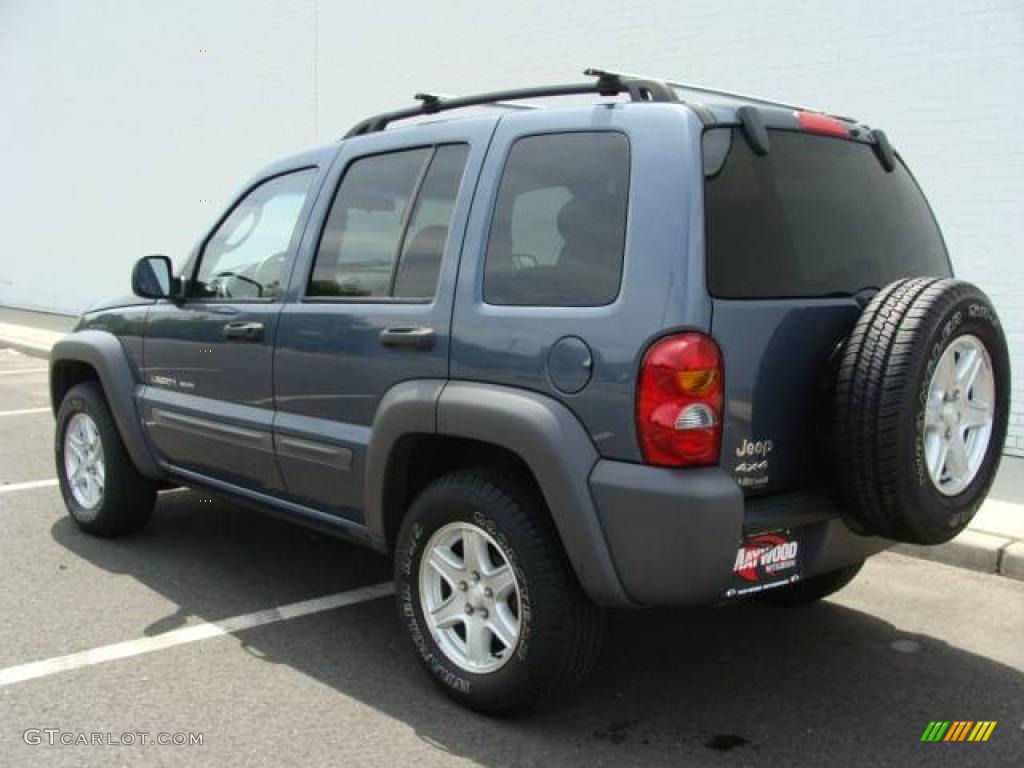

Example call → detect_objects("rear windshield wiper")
819 286 880 306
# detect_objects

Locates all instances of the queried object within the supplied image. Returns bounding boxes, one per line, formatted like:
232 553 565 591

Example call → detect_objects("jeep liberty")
50 69 1010 714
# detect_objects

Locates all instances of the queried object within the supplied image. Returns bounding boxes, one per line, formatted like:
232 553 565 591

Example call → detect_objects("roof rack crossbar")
343 70 677 138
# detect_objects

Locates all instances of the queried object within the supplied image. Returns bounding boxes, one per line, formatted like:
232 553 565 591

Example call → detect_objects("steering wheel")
254 252 287 284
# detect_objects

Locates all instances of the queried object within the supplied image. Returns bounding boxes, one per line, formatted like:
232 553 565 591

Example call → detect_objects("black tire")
759 562 863 606
394 469 605 716
55 382 156 536
833 278 1010 544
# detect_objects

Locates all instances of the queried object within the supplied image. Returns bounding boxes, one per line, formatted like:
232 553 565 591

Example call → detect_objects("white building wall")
2 0 1022 452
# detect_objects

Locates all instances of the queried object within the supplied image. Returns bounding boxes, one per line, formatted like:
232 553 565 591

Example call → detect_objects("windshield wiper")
819 285 880 306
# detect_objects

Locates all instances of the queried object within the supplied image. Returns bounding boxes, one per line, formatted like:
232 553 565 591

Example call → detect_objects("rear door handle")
222 321 264 342
379 326 435 351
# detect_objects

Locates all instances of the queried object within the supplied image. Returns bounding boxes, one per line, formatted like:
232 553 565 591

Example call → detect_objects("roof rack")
590 67 825 114
340 68 841 140
414 93 541 112
343 69 678 138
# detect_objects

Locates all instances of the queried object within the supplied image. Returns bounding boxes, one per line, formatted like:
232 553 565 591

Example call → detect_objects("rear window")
704 128 950 299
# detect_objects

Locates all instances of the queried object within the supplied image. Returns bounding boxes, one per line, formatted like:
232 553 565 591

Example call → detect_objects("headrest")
556 196 621 249
403 225 447 261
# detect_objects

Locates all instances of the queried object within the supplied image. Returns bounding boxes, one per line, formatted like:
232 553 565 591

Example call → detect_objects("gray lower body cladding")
589 461 890 606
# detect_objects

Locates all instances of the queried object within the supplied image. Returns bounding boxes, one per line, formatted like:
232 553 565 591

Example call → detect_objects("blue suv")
50 70 1010 714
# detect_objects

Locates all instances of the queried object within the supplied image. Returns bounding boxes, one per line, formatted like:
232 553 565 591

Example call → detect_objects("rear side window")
704 129 950 299
394 145 469 299
484 132 629 307
309 144 467 299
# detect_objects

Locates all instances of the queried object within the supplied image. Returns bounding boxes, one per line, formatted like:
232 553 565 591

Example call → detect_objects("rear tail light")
636 333 724 467
795 111 849 138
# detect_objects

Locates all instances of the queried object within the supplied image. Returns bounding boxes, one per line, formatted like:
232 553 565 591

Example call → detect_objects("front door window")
194 169 317 300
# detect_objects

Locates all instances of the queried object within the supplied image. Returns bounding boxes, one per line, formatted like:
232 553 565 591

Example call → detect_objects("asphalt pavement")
0 344 1021 767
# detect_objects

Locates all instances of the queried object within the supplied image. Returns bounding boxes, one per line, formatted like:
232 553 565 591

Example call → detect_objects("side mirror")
131 255 177 299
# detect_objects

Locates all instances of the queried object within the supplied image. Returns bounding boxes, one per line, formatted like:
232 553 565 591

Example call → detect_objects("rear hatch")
704 118 951 495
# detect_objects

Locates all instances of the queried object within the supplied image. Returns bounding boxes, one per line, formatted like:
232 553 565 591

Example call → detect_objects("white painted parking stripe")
0 480 192 496
0 407 51 417
0 582 394 687
0 478 59 494
0 368 48 376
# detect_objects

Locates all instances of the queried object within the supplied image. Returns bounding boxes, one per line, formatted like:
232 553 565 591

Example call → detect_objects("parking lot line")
0 368 48 376
0 479 59 494
0 407 51 417
0 582 394 687
0 480 192 496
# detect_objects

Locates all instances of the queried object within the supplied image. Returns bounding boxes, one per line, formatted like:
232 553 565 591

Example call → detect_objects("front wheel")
55 382 156 536
394 470 605 715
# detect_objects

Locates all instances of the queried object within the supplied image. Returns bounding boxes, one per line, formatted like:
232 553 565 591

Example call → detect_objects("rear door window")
309 148 430 298
483 132 629 307
704 128 950 299
308 144 468 300
393 144 469 299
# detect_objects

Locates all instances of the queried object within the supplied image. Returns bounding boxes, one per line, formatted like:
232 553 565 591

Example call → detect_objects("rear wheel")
759 562 863 606
55 382 156 535
394 469 605 715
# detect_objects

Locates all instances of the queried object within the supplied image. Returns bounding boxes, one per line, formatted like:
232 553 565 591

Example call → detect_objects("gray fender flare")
438 382 633 607
50 330 162 479
364 379 446 550
364 379 633 607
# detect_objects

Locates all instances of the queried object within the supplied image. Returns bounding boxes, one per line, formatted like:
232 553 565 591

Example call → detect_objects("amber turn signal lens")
675 369 718 396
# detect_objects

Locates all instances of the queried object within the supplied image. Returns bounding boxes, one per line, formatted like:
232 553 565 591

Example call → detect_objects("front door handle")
379 326 435 351
222 321 264 342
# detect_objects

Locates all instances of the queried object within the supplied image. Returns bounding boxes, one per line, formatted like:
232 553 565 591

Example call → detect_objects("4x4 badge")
734 438 772 486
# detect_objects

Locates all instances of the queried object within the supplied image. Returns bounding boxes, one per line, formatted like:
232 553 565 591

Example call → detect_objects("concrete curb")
0 321 61 361
0 339 51 361
894 530 1021 580
1000 541 1024 580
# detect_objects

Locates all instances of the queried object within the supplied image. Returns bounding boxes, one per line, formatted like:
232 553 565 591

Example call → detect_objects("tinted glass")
195 169 316 299
309 148 430 298
484 132 629 306
705 128 950 298
393 144 469 299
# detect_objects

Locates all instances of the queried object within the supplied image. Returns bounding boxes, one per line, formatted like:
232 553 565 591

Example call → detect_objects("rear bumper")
588 460 890 606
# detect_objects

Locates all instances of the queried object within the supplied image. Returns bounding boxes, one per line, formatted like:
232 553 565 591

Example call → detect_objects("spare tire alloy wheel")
922 334 995 496
833 278 1010 545
419 521 522 674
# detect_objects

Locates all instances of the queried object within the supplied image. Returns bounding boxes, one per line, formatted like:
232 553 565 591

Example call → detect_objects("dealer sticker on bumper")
724 530 802 598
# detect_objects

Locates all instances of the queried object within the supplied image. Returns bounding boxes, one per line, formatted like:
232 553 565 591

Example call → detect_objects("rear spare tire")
833 277 1009 544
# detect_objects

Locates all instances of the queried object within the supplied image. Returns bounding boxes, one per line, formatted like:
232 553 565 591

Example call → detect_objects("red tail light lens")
795 111 849 138
636 333 724 467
